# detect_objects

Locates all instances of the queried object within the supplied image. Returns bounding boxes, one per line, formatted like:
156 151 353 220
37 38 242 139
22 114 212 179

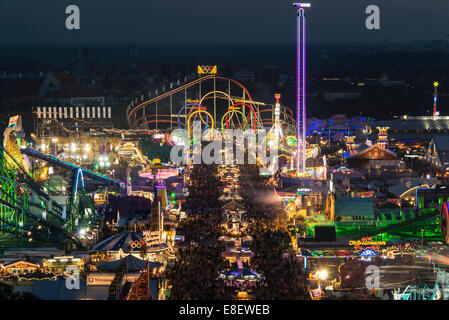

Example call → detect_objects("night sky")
0 0 448 44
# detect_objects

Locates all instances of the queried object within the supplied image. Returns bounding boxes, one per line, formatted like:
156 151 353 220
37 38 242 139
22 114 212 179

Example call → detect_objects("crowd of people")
166 163 309 300
239 165 309 299
166 164 233 299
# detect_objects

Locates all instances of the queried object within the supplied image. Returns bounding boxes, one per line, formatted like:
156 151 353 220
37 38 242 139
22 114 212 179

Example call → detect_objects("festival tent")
97 254 163 272
91 232 145 253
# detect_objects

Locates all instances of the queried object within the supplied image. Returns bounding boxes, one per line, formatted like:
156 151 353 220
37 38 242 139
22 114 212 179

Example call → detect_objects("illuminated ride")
0 144 83 249
127 69 295 133
441 201 449 243
21 148 122 232
393 282 441 300
0 117 123 249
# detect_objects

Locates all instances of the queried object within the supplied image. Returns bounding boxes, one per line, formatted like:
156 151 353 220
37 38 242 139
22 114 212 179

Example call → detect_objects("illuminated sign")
86 273 140 286
349 237 386 250
129 240 146 249
297 188 311 194
153 133 165 139
286 136 297 147
360 248 377 261
197 65 217 75
8 115 20 128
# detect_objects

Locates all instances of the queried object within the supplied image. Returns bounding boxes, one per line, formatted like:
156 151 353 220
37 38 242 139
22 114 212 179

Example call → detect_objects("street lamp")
316 269 328 281
315 269 328 292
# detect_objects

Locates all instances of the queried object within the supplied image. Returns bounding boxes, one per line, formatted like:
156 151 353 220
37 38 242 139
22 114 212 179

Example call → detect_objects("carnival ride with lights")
127 67 323 175
1 116 122 249
393 282 441 300
127 71 297 131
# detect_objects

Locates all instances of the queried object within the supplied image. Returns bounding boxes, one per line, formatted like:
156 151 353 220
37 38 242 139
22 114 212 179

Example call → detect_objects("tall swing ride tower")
293 2 310 176
433 81 439 117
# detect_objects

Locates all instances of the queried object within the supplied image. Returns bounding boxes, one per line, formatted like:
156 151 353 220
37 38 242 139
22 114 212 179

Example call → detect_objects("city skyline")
0 0 448 44
1 0 449 304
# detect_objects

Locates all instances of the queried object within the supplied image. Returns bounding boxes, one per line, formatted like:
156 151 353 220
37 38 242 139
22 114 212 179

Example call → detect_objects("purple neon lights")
295 6 308 175
302 10 306 174
293 3 311 8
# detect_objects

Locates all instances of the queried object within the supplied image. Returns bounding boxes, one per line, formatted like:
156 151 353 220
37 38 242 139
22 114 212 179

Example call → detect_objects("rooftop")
335 197 374 217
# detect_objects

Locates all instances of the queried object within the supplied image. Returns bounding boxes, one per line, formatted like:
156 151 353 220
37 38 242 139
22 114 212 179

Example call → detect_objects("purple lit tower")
293 2 310 176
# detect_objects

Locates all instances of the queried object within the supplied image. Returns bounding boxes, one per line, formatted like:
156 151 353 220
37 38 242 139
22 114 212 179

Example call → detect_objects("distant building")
346 143 404 170
388 177 438 207
0 260 41 276
379 73 408 87
233 68 255 83
73 46 90 77
334 197 375 225
39 72 105 107
424 135 449 171
278 73 294 87
313 81 362 102
307 114 370 139
374 116 449 142
129 45 138 71
323 91 361 102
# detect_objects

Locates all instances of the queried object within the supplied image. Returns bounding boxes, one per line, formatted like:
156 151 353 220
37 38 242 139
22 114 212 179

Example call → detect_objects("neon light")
433 81 439 116
177 103 208 130
286 136 297 147
293 3 311 7
221 110 248 135
197 65 218 75
74 168 85 200
128 75 255 129
225 103 257 131
198 90 234 107
294 4 309 176
187 109 215 138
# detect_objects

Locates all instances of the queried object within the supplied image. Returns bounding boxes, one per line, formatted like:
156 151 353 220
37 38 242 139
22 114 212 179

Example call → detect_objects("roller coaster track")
357 209 440 239
1 145 64 214
0 194 84 248
128 75 215 124
21 148 123 236
127 75 281 130
21 148 122 186
0 148 84 248
1 145 123 249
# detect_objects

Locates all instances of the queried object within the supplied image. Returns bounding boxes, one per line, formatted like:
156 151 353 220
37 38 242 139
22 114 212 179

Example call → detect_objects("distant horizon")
0 40 447 47
1 1 448 44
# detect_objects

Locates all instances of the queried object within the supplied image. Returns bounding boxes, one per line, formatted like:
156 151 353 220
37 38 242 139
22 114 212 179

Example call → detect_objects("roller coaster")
127 71 296 132
0 116 122 250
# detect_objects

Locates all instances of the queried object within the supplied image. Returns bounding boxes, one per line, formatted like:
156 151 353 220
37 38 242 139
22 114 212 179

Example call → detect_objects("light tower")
293 2 310 177
377 127 389 149
274 93 281 127
433 81 439 117
269 93 284 139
